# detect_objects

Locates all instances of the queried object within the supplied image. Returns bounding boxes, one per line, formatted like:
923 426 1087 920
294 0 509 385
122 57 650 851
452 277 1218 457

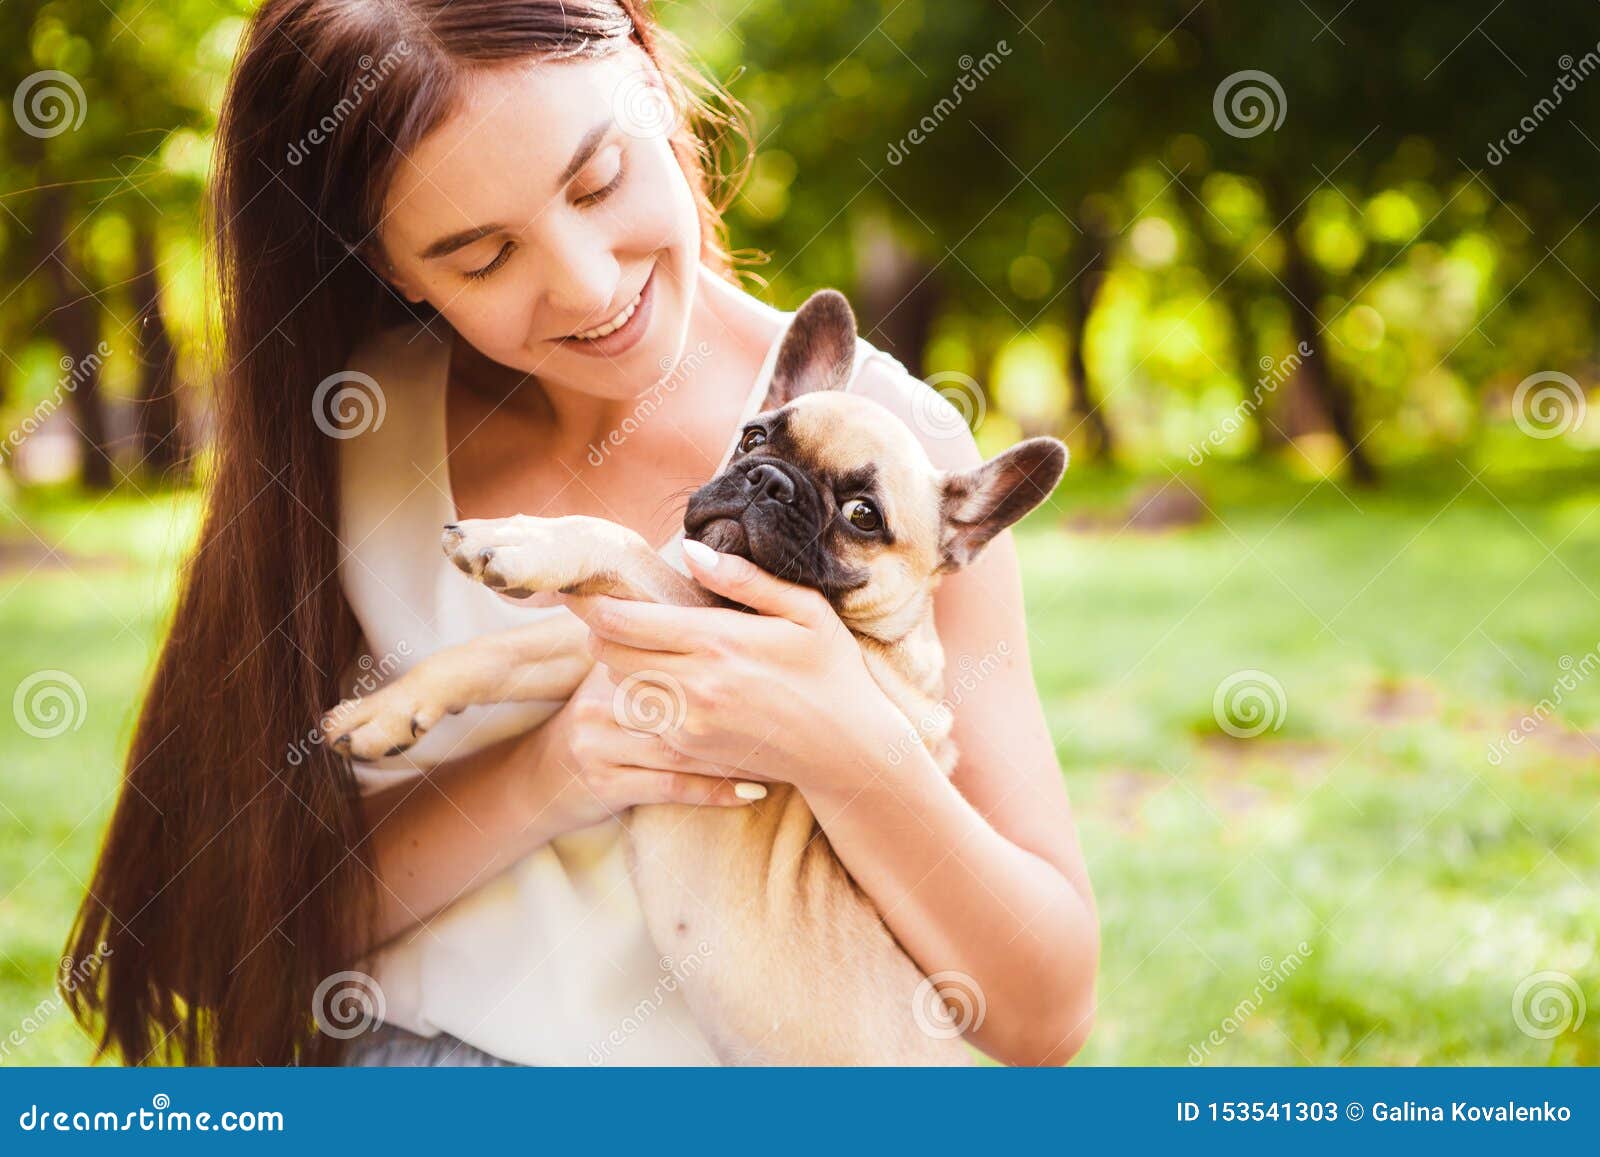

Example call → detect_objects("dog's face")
684 290 1066 637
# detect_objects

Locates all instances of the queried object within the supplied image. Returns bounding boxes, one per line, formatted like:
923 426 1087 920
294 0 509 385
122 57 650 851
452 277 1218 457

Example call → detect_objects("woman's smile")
554 260 657 358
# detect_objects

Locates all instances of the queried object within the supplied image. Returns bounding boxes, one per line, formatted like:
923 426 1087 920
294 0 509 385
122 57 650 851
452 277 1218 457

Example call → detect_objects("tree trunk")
131 225 187 481
1062 205 1114 461
1272 185 1377 484
39 186 115 490
854 215 943 380
1171 178 1289 451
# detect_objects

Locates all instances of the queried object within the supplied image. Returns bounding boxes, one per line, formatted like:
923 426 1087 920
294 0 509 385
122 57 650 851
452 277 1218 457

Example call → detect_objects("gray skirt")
340 1022 522 1067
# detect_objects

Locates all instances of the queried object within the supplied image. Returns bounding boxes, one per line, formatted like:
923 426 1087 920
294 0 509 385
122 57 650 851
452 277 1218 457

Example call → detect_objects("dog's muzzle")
684 458 821 572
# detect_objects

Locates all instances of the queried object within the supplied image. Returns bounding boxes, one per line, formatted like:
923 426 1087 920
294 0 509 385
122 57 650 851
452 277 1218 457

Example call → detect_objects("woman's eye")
575 156 626 207
464 241 515 281
841 498 882 532
739 428 767 453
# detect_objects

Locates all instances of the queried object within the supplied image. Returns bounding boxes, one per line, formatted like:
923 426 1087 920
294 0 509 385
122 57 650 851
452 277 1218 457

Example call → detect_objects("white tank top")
336 282 892 1065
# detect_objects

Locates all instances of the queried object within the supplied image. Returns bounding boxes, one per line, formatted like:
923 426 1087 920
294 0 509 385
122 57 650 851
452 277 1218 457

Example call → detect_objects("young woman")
66 0 1098 1067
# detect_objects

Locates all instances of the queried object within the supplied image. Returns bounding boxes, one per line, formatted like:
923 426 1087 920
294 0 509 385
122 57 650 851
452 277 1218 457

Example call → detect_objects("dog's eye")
739 428 767 453
841 498 882 533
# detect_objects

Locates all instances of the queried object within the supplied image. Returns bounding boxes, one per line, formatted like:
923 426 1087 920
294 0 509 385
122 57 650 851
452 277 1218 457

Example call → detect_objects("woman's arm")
357 665 761 950
358 721 559 949
804 527 1099 1068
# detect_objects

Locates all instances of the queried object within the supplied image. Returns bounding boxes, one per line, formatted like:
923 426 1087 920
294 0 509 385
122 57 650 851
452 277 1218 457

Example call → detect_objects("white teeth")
569 292 642 341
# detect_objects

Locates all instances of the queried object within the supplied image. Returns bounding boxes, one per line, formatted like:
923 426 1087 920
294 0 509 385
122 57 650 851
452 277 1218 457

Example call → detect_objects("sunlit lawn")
2 442 1597 1065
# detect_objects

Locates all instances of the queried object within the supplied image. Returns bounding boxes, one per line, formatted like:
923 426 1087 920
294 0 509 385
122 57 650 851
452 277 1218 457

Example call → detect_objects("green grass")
1 447 1597 1065
0 484 199 1066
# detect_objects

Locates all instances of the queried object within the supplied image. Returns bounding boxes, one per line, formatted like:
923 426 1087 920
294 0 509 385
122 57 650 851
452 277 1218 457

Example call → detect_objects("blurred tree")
700 0 1600 480
3 0 212 488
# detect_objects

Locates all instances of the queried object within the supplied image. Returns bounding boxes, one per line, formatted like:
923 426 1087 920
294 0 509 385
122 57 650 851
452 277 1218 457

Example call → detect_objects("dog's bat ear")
938 437 1068 571
763 289 858 409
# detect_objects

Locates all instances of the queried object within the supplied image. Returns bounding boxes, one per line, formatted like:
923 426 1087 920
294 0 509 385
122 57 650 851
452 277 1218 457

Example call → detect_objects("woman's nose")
539 236 622 332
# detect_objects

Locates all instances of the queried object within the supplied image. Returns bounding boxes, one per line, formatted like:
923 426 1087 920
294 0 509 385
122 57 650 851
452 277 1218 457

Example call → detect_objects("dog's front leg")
444 515 718 608
325 515 710 761
323 615 593 760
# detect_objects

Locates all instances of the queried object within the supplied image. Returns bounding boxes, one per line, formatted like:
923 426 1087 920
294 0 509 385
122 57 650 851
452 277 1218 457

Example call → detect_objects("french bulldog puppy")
326 291 1066 1064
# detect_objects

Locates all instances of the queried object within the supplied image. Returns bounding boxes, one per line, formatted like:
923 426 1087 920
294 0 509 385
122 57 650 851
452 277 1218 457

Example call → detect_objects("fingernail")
681 537 718 569
734 781 767 801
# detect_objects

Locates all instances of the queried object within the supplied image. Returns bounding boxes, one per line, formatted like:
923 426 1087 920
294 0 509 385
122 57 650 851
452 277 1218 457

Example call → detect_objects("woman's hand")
562 540 908 800
530 658 769 837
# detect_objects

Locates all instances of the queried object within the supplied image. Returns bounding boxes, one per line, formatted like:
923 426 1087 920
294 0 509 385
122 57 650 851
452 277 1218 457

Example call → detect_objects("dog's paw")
321 684 449 761
442 517 562 595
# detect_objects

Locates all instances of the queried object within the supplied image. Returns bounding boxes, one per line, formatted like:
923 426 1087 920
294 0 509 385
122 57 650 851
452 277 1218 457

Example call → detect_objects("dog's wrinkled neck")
838 581 937 647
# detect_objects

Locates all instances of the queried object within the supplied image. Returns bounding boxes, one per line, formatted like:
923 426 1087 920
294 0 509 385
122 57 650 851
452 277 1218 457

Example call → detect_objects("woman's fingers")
563 593 785 653
599 767 766 809
612 729 724 777
680 540 830 626
562 595 704 652
587 636 687 679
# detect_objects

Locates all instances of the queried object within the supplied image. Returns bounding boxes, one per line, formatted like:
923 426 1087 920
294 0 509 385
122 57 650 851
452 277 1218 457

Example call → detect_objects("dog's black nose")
745 462 795 504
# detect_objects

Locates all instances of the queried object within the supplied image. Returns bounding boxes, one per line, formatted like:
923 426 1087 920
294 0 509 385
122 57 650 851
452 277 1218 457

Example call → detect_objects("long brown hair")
64 0 750 1066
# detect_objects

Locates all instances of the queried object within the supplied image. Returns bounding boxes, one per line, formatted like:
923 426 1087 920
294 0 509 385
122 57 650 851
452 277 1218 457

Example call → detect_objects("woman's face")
378 49 701 399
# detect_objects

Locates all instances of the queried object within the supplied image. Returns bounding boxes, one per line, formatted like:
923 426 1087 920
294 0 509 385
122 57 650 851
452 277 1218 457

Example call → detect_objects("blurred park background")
2 0 1598 1064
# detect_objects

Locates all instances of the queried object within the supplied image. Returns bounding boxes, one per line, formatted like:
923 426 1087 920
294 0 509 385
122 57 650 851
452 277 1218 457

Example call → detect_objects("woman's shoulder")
848 337 984 473
337 319 453 551
345 316 453 399
338 318 452 478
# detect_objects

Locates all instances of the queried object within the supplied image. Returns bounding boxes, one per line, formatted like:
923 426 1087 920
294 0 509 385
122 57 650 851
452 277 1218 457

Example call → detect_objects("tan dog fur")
325 291 1065 1065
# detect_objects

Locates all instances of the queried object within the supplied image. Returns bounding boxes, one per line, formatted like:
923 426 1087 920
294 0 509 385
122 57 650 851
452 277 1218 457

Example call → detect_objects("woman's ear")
360 241 426 304
382 262 427 304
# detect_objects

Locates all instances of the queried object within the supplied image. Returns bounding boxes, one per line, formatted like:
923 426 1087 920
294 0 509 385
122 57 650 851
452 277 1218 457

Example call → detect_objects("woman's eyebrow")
420 223 505 261
416 120 613 261
557 120 612 187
